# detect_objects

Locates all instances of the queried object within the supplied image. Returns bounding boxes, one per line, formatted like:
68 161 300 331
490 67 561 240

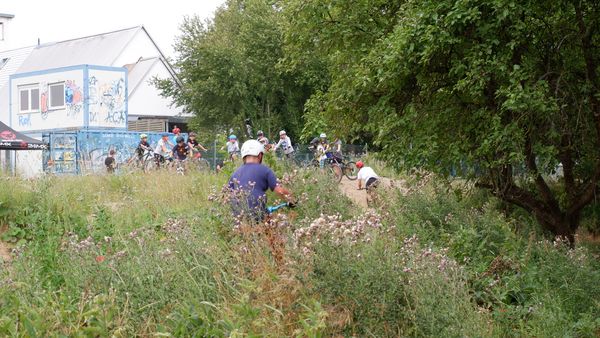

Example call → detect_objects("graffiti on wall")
18 113 32 127
77 132 164 173
65 80 83 118
89 75 126 126
40 85 49 119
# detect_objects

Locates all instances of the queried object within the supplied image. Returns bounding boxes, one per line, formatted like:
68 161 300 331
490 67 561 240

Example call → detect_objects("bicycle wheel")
329 164 343 182
141 153 156 172
344 161 358 180
196 158 210 172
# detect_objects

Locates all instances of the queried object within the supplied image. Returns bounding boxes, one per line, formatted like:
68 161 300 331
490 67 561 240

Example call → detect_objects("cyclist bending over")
357 161 380 190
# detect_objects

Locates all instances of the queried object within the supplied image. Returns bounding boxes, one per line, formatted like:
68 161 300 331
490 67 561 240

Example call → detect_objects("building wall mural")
87 69 127 129
77 131 168 173
11 69 85 132
10 66 126 132
65 80 83 117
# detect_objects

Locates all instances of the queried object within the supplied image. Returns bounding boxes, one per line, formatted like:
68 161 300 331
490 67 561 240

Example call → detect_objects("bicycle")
123 148 156 173
188 149 211 172
307 154 358 182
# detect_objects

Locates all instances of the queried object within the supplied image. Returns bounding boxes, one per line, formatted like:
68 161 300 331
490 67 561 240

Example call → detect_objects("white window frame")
18 84 40 114
48 82 65 110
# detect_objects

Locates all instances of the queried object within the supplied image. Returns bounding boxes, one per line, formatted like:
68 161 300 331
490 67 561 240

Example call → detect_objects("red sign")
0 130 16 140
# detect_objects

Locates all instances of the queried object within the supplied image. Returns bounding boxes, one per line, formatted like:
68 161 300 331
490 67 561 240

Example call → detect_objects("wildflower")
159 248 174 258
95 255 105 263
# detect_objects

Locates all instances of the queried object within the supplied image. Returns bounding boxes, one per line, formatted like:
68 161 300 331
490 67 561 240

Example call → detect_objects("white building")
0 13 14 51
0 24 186 176
0 26 185 130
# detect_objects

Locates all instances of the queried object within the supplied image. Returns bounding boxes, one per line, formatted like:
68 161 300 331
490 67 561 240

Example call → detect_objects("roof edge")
140 26 182 89
129 57 160 97
37 26 143 48
0 13 15 19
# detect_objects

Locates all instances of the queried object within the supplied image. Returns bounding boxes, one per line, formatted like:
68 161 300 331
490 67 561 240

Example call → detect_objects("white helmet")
241 139 265 158
320 133 327 138
279 130 286 136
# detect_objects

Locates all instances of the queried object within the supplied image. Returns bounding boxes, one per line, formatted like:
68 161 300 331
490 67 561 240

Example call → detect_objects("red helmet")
356 161 364 169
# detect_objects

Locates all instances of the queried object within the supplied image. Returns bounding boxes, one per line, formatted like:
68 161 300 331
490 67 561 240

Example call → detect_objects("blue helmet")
229 134 237 140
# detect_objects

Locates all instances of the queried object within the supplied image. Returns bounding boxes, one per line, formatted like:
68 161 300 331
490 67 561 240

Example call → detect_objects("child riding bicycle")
187 132 208 159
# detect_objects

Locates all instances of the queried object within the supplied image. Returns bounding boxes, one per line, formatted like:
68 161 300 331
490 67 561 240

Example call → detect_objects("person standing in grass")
228 140 295 222
105 149 116 174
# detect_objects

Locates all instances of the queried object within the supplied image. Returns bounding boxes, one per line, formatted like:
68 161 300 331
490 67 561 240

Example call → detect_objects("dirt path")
339 176 407 209
0 241 11 263
0 225 12 263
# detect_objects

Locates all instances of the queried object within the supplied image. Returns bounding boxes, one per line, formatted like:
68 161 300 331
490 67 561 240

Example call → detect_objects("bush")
0 166 598 336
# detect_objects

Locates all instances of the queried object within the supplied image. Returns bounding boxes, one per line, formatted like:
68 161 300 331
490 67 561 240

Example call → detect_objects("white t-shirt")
155 138 172 156
317 144 327 161
275 136 294 154
257 136 269 145
357 167 378 183
226 141 240 153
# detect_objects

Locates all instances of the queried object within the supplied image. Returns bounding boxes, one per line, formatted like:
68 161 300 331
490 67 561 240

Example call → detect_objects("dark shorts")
366 177 379 189
155 154 172 164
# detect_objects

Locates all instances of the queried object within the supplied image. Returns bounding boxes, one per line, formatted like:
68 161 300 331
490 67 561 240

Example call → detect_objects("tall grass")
0 168 598 336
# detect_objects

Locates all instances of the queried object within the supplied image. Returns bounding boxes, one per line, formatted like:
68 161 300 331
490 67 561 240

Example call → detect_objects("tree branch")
524 133 560 212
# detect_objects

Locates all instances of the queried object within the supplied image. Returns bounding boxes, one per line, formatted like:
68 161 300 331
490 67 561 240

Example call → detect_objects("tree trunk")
531 207 579 245
481 179 583 245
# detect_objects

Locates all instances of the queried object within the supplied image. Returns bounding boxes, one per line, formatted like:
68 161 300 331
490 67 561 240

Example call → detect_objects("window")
0 23 4 41
48 82 65 109
31 88 40 110
0 58 8 70
19 85 40 113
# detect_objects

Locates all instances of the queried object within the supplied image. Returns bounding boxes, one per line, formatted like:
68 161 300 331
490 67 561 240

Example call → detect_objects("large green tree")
156 0 313 139
284 0 600 240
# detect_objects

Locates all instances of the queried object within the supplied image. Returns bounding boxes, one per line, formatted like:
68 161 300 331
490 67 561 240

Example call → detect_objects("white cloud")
2 0 225 57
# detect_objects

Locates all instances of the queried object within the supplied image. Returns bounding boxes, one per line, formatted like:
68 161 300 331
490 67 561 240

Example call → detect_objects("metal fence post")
213 139 217 169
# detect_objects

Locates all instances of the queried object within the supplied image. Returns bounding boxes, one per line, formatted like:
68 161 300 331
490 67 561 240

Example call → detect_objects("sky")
2 0 225 58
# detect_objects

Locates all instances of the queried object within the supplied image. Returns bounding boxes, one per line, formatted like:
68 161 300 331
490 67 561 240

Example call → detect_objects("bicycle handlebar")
267 202 293 214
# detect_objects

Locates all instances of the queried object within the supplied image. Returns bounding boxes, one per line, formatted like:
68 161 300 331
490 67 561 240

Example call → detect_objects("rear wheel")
329 164 343 182
195 158 210 172
344 161 358 180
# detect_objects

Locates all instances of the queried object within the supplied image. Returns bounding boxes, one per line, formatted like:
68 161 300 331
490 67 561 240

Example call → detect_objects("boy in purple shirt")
229 140 295 222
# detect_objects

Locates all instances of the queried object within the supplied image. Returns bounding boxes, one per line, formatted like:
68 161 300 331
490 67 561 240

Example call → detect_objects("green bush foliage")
0 169 598 336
